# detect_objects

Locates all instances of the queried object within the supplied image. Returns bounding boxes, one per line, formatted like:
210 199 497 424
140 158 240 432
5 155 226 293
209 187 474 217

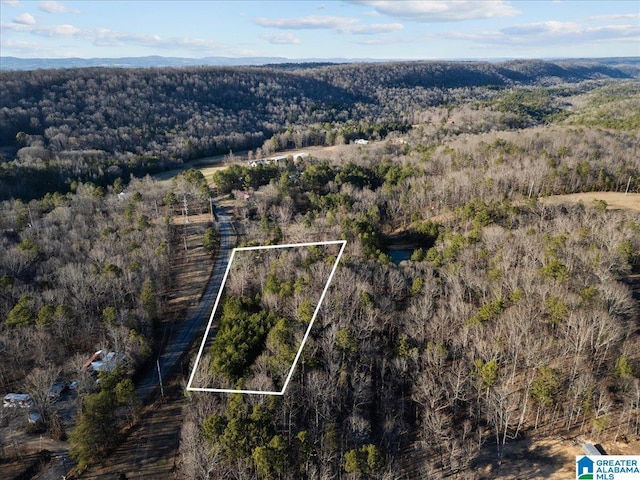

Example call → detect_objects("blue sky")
1 0 638 59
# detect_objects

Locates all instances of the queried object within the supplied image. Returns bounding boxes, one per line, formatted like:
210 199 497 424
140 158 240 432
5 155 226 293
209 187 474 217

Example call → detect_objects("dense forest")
0 169 211 464
1 59 638 200
179 103 640 478
0 59 639 478
189 242 343 393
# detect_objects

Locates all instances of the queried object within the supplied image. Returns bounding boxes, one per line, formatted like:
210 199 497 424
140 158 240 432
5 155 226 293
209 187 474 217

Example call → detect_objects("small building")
28 411 43 424
582 443 602 456
3 393 33 408
82 350 123 373
249 158 270 168
355 139 369 145
48 381 68 399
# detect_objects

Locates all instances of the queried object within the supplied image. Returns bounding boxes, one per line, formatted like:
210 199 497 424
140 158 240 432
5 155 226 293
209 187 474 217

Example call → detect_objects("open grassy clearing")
481 433 640 480
152 143 358 187
541 192 640 211
152 154 229 184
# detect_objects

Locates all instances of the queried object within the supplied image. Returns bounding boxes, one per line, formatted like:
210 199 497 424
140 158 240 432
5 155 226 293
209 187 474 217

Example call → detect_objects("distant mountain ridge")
1 56 639 201
0 55 363 71
1 55 639 73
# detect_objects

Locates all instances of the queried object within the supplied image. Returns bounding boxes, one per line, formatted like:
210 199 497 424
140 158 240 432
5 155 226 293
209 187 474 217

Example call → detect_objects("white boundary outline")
186 239 347 395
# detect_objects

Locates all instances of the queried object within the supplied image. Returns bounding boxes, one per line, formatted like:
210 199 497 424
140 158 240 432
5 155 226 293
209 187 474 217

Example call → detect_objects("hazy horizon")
1 1 638 61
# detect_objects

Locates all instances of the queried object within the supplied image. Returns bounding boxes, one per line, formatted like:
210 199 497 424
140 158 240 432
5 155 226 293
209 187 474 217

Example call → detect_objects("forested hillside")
1 59 637 200
0 59 639 478
180 79 640 478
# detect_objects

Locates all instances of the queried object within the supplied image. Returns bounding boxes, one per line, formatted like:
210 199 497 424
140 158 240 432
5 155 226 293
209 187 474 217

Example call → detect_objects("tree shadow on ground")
474 437 574 480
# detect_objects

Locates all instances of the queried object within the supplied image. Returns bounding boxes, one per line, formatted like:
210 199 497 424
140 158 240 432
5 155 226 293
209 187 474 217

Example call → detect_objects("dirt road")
73 205 234 479
74 383 185 480
136 205 234 403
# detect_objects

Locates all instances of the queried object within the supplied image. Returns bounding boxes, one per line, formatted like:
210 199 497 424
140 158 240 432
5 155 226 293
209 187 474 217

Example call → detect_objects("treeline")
1 60 635 200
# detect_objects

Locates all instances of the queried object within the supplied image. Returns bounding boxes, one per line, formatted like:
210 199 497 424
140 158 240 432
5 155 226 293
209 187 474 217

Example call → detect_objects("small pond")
388 249 415 264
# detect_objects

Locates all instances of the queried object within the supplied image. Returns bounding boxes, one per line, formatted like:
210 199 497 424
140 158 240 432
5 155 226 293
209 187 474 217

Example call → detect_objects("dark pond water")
388 249 414 264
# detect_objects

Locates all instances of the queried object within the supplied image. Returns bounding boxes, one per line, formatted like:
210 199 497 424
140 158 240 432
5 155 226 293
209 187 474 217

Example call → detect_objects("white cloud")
42 23 80 36
349 23 403 34
39 1 77 14
2 21 79 36
587 13 640 22
1 38 66 56
261 32 301 45
1 19 223 53
14 12 35 25
255 15 359 31
172 37 220 50
255 14 403 35
450 19 640 46
501 20 580 36
350 0 520 21
231 47 261 56
1 0 20 7
509 20 638 44
2 39 37 50
87 27 220 51
351 36 412 46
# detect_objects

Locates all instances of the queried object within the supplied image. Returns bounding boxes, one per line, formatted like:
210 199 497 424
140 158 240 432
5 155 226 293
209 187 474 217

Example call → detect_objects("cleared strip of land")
540 192 640 211
152 144 355 185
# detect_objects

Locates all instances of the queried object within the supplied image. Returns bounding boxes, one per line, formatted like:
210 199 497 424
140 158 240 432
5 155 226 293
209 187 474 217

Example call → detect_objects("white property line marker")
186 239 347 395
